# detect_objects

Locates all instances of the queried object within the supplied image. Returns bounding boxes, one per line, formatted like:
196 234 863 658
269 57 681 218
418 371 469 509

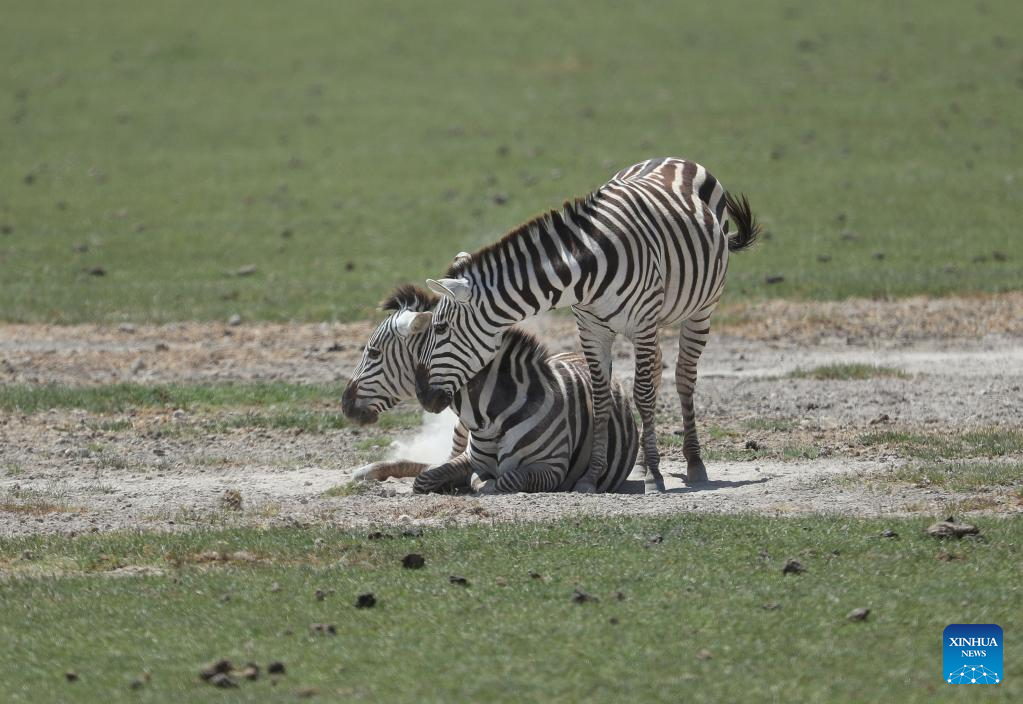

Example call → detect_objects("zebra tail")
724 191 761 253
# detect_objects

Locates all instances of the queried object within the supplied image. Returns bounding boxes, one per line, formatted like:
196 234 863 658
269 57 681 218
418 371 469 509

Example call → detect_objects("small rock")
234 264 257 277
270 582 281 593
208 672 237 689
529 571 543 580
572 589 597 603
744 439 763 451
227 314 242 326
449 575 469 586
869 413 890 425
926 521 980 539
765 274 785 285
880 529 899 539
118 323 135 333
309 623 337 636
609 617 620 625
199 659 233 681
696 649 713 661
846 607 871 622
267 661 286 675
782 559 804 575
355 592 376 608
402 553 425 569
65 671 79 682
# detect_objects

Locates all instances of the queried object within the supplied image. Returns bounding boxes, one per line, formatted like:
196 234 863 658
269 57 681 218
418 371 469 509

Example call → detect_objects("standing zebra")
415 157 759 492
341 284 639 493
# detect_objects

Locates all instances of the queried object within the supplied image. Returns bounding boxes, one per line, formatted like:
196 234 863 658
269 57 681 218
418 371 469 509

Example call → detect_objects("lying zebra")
341 284 638 493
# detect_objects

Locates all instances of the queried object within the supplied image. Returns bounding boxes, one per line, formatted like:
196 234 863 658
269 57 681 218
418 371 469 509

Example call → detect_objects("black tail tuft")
724 191 761 253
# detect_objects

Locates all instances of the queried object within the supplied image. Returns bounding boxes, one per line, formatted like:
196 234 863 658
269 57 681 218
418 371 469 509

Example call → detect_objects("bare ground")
1 294 1021 537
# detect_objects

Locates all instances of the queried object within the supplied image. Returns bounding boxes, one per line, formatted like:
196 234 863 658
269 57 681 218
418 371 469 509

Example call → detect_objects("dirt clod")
200 659 233 681
355 592 377 608
846 607 871 622
65 671 79 682
402 553 425 569
572 589 598 603
221 490 243 511
782 559 805 575
927 521 980 539
267 661 286 675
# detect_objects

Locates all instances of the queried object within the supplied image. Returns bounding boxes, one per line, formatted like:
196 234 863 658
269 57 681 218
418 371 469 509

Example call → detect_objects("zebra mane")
379 284 439 312
501 327 551 364
445 193 599 278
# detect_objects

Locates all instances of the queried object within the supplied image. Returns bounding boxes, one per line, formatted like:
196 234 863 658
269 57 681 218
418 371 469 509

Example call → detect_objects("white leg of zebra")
573 312 617 493
676 315 713 483
631 327 666 492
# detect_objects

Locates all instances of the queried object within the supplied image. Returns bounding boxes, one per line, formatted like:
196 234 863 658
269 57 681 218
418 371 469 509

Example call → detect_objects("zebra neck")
462 200 600 322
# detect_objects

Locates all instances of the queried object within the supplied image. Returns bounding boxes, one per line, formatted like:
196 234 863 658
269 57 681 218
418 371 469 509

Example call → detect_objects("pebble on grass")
355 593 377 608
449 575 469 586
847 607 871 622
267 661 286 675
65 671 78 682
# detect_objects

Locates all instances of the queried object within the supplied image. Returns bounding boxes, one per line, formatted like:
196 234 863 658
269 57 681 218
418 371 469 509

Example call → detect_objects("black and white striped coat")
341 285 638 494
415 157 759 492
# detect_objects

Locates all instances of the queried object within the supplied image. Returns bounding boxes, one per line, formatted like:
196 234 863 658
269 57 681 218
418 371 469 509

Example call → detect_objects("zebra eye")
366 346 382 360
433 322 449 336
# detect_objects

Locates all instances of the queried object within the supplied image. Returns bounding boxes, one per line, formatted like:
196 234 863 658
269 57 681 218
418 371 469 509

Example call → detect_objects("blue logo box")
944 624 1002 684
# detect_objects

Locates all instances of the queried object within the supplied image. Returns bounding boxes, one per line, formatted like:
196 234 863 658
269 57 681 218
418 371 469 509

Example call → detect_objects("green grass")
2 0 1021 323
886 461 1023 492
0 381 344 414
1 515 1019 702
788 364 910 381
321 482 372 498
859 428 1023 460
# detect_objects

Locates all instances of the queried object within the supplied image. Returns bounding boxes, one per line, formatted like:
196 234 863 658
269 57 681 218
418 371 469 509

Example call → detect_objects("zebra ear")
426 277 471 303
452 251 472 268
394 310 432 338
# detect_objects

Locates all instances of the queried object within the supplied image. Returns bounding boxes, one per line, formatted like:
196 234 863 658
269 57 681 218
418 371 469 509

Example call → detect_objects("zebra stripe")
341 285 639 494
416 157 760 492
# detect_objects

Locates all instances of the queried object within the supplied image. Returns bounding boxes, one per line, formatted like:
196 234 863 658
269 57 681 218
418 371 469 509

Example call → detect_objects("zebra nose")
341 381 377 424
414 365 451 413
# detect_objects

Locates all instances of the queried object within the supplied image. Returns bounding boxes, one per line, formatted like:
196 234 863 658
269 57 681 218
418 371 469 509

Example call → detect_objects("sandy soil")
1 295 1021 537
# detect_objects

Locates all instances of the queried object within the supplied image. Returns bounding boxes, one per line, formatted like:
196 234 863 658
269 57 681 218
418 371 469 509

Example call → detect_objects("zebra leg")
573 315 616 493
352 460 429 482
495 463 564 493
412 455 474 494
632 329 666 493
676 315 712 483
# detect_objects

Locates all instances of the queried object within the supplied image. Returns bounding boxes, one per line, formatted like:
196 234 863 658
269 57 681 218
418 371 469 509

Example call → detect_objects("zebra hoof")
686 459 708 484
573 481 597 494
644 476 666 494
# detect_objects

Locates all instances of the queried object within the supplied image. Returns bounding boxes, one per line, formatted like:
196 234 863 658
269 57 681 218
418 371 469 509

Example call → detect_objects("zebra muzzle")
414 365 452 413
340 380 379 425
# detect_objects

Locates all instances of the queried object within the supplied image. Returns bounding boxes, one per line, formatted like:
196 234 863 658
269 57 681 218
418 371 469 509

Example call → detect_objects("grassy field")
1 515 1019 702
2 0 1021 323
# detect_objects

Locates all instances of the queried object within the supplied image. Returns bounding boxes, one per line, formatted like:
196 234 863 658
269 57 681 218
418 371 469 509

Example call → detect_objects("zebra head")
341 285 437 425
415 274 507 414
